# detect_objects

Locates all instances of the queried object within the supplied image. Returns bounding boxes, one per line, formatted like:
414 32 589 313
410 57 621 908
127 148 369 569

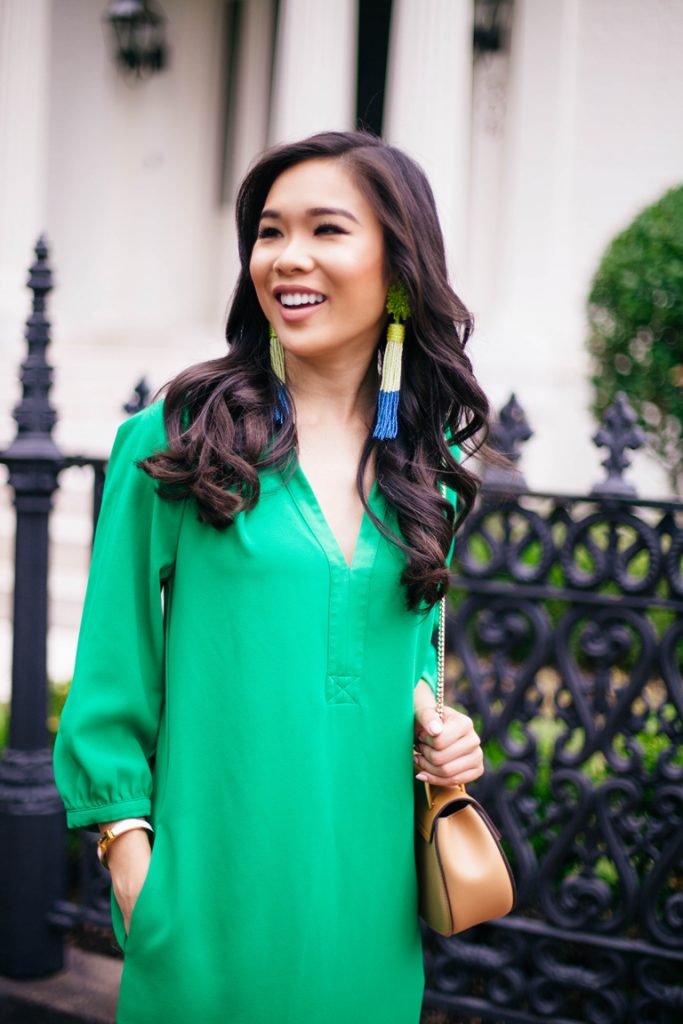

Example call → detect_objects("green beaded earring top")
385 281 411 324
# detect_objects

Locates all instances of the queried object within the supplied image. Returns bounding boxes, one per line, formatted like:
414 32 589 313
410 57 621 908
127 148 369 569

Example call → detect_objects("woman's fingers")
416 731 480 765
414 746 484 784
416 706 475 748
413 705 484 786
416 721 481 765
414 763 485 787
413 703 445 739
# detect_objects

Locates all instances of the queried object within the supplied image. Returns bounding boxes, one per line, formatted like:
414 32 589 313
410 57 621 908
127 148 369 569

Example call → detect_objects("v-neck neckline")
284 458 384 572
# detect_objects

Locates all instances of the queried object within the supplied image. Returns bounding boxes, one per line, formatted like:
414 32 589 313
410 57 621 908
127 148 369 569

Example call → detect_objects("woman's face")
250 157 389 367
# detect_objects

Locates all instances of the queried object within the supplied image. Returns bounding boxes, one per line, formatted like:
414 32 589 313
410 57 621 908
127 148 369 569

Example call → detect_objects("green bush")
0 702 7 751
482 711 682 890
0 681 70 755
586 184 683 495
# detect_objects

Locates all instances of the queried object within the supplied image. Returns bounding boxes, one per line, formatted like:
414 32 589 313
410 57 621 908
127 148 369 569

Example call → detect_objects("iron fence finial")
482 392 532 492
591 391 646 498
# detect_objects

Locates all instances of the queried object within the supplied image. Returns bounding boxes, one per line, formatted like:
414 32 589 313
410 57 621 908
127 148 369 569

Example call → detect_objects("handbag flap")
415 782 469 842
415 782 503 844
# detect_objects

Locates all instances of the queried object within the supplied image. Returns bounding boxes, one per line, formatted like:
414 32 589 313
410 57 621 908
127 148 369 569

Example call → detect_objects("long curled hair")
141 130 499 612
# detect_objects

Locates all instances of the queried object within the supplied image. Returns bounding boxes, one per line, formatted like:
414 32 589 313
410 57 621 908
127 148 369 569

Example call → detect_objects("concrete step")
0 945 121 1024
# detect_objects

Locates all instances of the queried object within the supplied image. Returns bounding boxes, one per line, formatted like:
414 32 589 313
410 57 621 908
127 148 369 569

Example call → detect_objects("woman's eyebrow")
259 206 360 224
307 206 360 223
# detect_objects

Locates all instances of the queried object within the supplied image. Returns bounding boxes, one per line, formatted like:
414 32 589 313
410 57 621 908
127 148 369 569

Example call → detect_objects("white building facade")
1 0 682 694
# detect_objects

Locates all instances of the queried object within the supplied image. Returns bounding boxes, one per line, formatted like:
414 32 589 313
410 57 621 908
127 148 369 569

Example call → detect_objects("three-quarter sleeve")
53 402 186 829
418 443 461 697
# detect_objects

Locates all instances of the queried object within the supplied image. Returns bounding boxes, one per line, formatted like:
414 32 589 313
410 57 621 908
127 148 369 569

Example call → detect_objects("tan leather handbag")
414 484 516 936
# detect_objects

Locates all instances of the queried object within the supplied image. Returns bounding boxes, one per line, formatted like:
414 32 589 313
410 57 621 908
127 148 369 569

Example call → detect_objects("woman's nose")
273 236 315 274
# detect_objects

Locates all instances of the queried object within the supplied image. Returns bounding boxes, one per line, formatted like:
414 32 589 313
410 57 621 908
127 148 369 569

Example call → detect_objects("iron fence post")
0 237 66 978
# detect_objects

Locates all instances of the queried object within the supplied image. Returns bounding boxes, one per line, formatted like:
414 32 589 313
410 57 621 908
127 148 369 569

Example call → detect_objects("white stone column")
0 0 52 334
473 0 595 489
383 0 473 282
480 0 679 495
490 0 582 371
269 0 357 143
0 1 52 702
214 0 277 317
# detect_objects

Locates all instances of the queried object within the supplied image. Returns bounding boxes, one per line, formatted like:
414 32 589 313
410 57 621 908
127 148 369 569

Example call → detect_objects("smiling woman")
251 160 388 380
52 130 496 1024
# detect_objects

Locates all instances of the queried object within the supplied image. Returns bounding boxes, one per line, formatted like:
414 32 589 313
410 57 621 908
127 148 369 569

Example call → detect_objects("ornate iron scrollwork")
423 394 683 1023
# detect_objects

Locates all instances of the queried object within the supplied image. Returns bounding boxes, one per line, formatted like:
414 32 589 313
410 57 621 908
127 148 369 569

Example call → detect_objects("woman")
53 130 493 1024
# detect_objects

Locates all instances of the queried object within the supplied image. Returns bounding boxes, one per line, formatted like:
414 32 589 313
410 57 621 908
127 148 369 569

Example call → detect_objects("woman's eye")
256 223 347 240
314 223 347 236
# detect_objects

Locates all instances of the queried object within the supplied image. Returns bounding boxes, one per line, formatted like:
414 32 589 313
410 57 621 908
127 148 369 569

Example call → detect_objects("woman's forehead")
262 158 372 217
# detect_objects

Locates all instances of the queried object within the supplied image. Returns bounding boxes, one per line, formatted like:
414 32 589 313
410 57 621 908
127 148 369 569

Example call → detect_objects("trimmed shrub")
586 184 683 495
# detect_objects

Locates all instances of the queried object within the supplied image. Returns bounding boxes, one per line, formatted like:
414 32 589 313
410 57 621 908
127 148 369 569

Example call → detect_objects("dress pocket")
111 833 161 955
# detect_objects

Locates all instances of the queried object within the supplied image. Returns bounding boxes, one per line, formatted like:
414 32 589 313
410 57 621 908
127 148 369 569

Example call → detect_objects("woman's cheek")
249 260 269 312
249 246 268 281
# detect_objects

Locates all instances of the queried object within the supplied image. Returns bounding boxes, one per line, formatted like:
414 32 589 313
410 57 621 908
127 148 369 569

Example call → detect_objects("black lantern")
473 0 514 56
104 0 168 76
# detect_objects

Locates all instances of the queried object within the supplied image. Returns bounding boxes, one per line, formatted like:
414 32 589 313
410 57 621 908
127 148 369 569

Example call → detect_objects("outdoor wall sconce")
473 0 514 55
104 0 168 77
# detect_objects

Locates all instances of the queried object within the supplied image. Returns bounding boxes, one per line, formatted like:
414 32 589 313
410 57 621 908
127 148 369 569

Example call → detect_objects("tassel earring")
372 281 411 440
269 324 289 424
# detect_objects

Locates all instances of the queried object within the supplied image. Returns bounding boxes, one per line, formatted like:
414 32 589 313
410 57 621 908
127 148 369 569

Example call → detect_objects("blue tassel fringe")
372 389 400 440
273 382 289 425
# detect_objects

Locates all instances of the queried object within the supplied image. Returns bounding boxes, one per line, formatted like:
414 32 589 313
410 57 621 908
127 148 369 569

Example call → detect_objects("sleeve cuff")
65 797 152 830
417 673 438 698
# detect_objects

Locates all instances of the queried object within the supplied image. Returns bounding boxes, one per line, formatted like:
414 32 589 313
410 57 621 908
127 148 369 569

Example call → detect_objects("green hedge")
0 680 70 754
586 184 683 495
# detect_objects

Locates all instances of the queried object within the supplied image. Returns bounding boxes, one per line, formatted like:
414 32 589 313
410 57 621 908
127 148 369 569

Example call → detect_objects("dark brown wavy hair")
141 130 500 613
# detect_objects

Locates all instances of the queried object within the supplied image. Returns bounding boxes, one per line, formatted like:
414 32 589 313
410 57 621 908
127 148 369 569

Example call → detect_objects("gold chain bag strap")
414 482 517 936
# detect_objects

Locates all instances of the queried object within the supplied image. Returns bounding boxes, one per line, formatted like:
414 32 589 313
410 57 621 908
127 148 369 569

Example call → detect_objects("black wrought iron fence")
0 239 150 975
0 239 681 1024
422 404 683 1023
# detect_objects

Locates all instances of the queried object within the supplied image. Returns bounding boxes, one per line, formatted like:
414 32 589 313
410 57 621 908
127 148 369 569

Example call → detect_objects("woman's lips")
276 297 327 323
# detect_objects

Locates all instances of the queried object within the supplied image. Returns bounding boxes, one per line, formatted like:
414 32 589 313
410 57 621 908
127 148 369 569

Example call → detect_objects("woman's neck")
286 350 380 433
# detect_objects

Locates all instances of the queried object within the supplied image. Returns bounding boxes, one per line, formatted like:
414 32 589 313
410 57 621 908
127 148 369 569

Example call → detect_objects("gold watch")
96 818 154 869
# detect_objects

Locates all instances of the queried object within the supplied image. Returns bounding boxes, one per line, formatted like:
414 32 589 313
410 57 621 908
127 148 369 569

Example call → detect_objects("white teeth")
278 292 325 307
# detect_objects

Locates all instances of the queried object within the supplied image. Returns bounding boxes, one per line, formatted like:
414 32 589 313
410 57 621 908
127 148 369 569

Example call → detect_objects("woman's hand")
413 680 484 787
100 826 153 937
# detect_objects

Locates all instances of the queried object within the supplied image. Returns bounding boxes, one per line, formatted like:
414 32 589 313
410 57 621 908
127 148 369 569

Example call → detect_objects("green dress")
53 400 459 1024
